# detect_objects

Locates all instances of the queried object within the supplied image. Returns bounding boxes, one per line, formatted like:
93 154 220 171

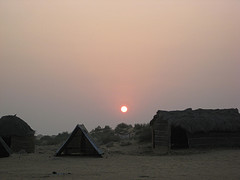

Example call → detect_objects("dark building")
150 108 240 153
0 115 35 153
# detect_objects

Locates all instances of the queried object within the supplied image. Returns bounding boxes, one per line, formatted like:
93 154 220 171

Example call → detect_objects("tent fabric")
0 137 12 158
55 124 103 157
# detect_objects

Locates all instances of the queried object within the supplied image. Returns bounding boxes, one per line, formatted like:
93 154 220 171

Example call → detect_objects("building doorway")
171 126 189 149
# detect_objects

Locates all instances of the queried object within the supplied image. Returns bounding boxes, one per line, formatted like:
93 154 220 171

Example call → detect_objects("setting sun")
121 106 128 113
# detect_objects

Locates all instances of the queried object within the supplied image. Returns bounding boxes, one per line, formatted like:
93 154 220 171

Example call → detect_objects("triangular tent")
55 124 103 157
0 137 12 158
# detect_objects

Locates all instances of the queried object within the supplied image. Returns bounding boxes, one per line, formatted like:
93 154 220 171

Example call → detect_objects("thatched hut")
150 108 240 153
0 115 35 153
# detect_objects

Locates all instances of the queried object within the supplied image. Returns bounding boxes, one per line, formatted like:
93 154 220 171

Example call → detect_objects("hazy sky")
1 0 240 135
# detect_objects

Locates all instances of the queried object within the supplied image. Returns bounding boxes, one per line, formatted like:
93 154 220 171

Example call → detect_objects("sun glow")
121 106 128 113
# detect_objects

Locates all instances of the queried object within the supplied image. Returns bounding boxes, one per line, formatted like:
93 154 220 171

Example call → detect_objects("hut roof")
150 108 240 133
0 115 35 136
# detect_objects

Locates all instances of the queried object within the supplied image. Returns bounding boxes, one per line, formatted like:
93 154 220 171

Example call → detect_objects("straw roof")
151 108 240 133
0 115 35 136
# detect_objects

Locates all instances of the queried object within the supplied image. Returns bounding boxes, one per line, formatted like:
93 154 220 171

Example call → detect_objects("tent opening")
171 126 189 149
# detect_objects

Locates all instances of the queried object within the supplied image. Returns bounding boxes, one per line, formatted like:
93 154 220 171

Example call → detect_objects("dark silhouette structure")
0 115 35 153
56 124 103 157
150 108 240 153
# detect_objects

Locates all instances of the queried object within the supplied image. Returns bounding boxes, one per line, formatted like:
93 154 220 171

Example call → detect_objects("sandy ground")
1 145 240 180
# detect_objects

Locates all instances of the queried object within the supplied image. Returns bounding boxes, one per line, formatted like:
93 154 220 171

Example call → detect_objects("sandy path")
0 147 240 180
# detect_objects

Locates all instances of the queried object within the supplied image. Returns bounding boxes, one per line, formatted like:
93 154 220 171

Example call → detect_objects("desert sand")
1 144 240 180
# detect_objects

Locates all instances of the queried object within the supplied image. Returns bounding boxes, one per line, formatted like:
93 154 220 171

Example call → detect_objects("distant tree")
54 132 69 144
134 124 144 131
90 125 120 145
134 123 152 142
40 135 53 142
35 132 70 145
115 123 132 134
103 125 111 131
92 126 102 132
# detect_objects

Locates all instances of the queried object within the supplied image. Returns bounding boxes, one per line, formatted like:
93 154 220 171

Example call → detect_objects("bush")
90 126 120 145
134 123 152 143
36 132 70 145
115 123 132 134
53 132 69 144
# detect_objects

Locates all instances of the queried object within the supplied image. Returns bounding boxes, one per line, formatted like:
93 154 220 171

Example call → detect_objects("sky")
1 0 240 135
